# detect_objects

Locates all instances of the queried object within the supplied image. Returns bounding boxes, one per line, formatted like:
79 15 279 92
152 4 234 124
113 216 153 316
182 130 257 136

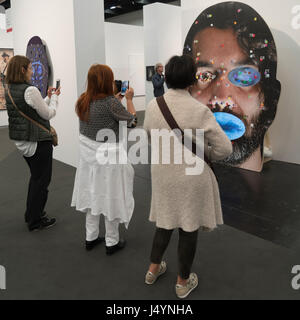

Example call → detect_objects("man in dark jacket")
152 63 165 97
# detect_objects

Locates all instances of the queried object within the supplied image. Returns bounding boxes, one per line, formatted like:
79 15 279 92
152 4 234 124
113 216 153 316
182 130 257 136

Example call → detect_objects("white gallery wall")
144 3 182 105
11 0 105 168
181 0 300 165
105 22 145 111
74 0 106 96
0 29 13 127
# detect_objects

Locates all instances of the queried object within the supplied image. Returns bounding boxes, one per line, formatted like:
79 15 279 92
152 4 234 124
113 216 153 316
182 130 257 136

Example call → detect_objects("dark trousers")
150 228 198 280
23 141 53 228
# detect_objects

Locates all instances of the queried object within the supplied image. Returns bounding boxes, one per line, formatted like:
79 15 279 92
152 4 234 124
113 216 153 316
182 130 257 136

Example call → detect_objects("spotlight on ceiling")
110 5 122 10
134 0 151 4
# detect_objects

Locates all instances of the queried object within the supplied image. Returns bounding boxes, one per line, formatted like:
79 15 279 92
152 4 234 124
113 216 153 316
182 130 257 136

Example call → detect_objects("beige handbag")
7 88 58 147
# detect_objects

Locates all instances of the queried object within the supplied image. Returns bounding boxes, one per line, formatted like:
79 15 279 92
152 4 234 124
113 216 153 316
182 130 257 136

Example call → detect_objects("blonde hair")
155 63 163 72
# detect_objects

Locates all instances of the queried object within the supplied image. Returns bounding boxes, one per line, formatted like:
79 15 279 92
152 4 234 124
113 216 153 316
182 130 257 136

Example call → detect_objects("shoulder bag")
7 88 58 147
156 95 214 171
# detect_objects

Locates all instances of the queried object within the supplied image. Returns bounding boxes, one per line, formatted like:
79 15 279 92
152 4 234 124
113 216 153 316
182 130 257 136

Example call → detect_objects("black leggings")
150 228 198 280
24 141 53 228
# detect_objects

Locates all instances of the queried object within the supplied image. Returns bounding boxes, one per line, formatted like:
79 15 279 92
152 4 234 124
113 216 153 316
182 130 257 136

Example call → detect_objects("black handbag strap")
156 95 212 167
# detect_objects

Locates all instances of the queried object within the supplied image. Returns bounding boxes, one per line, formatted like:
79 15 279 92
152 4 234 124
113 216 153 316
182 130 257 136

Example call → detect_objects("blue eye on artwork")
228 66 261 87
214 112 246 141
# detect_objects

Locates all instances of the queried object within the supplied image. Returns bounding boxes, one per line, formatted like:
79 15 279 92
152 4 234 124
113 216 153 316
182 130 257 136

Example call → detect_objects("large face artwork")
183 2 281 172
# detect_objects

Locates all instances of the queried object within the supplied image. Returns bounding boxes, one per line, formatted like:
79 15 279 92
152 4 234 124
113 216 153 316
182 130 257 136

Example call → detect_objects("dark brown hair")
165 55 197 89
76 64 114 122
6 55 31 84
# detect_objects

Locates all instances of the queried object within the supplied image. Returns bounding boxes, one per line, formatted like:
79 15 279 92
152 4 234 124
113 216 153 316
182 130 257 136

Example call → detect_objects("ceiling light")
110 5 122 10
134 0 151 4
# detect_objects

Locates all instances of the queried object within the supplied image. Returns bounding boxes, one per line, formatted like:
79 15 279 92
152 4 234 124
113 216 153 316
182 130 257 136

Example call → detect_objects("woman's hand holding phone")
115 92 124 102
47 87 55 98
47 86 61 98
54 87 61 96
125 87 134 101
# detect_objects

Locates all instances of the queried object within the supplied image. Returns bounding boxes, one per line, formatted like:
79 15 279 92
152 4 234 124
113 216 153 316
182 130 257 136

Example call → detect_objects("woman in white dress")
71 64 136 255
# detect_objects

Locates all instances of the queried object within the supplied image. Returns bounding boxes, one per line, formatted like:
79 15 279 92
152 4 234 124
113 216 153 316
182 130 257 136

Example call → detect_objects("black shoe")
106 239 126 255
86 237 105 251
25 211 47 223
28 217 56 232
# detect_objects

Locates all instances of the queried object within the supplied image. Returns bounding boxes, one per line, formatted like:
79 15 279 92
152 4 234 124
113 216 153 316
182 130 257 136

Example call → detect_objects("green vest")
5 83 52 142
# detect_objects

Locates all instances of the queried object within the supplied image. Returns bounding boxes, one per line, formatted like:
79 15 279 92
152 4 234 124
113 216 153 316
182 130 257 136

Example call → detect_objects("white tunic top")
71 134 135 228
12 86 58 157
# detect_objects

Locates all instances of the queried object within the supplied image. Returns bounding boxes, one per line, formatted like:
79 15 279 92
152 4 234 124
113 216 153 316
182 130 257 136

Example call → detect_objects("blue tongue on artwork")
213 112 246 141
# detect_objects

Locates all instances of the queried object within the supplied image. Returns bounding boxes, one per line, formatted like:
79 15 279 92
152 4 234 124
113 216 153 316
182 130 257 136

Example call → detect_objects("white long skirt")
71 134 135 229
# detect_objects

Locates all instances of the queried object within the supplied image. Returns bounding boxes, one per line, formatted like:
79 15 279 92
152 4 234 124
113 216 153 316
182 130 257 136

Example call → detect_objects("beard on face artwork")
207 101 266 166
218 111 266 166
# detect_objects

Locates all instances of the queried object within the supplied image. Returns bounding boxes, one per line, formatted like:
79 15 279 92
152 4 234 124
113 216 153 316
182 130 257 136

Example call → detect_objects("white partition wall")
11 0 105 167
181 0 300 165
74 0 106 95
144 3 182 105
0 29 13 127
105 22 145 111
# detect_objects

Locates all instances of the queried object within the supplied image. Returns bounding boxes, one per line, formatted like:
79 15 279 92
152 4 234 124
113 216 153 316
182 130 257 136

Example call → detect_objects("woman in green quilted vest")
5 55 60 232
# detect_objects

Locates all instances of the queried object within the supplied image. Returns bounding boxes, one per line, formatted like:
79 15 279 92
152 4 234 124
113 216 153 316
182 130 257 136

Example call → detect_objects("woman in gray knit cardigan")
143 55 233 299
72 64 136 255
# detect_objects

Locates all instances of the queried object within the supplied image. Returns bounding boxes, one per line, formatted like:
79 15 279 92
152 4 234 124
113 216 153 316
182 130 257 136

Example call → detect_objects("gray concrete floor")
0 127 300 300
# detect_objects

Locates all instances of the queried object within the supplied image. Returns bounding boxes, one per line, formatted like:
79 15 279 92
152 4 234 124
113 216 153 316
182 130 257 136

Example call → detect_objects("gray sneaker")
145 261 167 285
175 273 198 299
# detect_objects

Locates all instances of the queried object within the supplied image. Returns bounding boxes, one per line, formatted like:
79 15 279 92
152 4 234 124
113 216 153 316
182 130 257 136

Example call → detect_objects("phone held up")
121 81 129 96
56 79 61 90
51 79 60 93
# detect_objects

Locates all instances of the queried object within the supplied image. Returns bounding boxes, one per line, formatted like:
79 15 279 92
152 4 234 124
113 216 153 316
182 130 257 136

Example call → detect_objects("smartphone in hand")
56 79 61 90
121 81 129 96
